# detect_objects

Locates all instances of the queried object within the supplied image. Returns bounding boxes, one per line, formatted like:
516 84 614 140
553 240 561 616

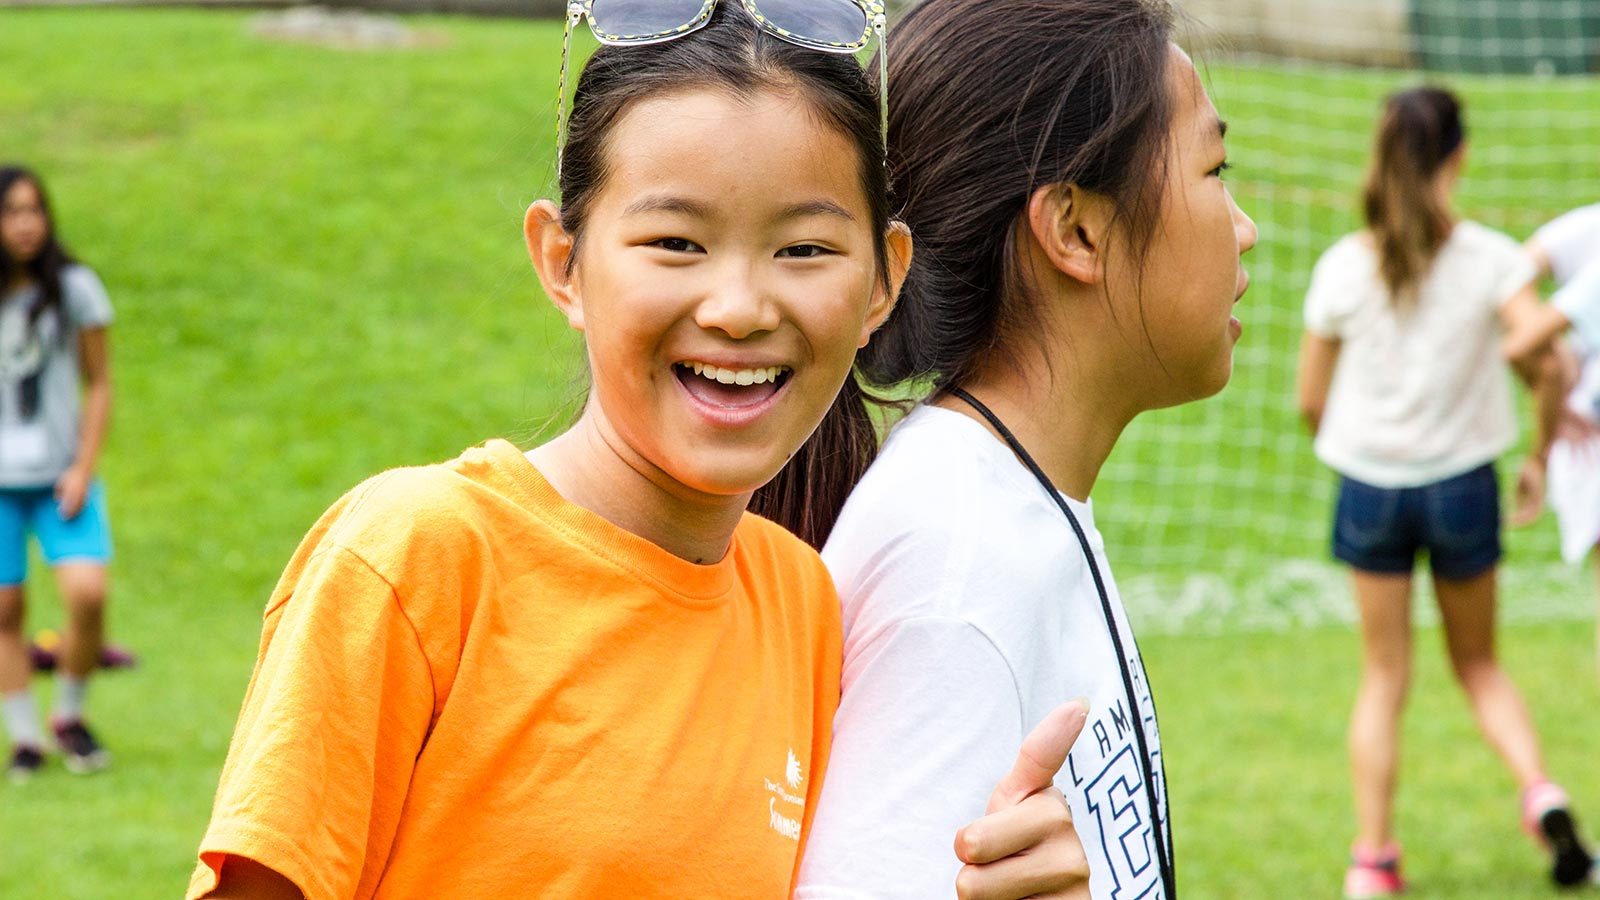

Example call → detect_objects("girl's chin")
666 456 793 502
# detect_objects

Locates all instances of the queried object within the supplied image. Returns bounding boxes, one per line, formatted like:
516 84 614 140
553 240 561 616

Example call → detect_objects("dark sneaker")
1523 783 1595 887
1540 807 1595 887
27 639 55 672
7 744 45 784
51 718 109 774
98 643 139 670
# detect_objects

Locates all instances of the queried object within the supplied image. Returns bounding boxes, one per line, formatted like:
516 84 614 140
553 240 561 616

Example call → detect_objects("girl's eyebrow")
778 200 857 223
624 195 712 218
621 195 857 223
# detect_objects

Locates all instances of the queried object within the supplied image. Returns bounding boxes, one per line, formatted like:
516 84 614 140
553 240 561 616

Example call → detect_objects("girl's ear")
525 200 584 331
860 221 914 347
1025 183 1113 285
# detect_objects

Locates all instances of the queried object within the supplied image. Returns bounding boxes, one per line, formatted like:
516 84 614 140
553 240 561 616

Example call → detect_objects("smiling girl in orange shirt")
187 4 1088 899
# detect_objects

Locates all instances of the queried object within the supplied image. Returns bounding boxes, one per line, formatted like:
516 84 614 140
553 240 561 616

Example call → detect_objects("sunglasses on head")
556 0 888 175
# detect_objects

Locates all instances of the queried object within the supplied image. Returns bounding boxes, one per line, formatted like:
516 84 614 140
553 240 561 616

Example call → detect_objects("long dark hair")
556 2 891 548
798 0 1178 547
0 165 77 335
1363 87 1463 305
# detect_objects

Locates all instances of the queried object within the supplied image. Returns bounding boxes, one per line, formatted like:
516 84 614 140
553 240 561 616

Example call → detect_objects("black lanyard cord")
948 388 1176 899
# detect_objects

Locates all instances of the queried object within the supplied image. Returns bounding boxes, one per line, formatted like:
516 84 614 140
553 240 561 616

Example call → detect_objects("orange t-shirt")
188 440 842 900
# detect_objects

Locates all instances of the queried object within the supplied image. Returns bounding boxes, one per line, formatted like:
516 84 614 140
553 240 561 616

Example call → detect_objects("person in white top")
787 1 1258 897
1503 202 1600 686
1295 87 1593 897
1504 203 1600 365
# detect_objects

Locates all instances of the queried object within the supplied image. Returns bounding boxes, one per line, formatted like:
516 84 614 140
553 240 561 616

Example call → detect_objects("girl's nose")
694 270 781 339
1232 193 1258 255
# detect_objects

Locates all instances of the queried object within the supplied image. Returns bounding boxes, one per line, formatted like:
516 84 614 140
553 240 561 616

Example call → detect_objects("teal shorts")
0 479 113 586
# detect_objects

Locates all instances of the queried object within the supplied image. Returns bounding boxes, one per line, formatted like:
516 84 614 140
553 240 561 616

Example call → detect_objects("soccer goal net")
1096 0 1600 632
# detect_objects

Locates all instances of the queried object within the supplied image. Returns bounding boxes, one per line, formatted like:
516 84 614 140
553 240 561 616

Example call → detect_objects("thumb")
985 699 1088 814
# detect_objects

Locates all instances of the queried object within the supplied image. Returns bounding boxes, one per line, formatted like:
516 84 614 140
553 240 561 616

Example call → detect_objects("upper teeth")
686 362 788 386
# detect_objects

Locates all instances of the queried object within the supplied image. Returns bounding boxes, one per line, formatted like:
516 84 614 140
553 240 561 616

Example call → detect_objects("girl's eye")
777 244 831 259
1210 161 1232 179
651 238 704 253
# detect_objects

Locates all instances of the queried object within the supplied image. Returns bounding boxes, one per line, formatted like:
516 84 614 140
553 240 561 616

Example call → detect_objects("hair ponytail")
750 371 881 549
1363 87 1463 305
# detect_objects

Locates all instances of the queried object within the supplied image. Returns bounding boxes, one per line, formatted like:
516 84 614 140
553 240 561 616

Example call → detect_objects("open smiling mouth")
674 361 793 410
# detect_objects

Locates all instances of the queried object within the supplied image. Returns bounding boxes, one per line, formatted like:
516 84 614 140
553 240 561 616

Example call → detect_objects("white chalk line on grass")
1121 561 1597 635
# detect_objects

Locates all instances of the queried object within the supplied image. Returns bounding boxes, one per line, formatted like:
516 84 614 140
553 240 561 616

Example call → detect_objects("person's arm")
54 325 110 520
203 858 304 900
1295 331 1340 436
1501 283 1567 525
1502 302 1571 369
1524 235 1556 283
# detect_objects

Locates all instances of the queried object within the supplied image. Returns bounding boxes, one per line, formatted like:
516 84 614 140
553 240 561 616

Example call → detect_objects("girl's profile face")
1 179 49 266
1106 45 1257 408
545 86 898 499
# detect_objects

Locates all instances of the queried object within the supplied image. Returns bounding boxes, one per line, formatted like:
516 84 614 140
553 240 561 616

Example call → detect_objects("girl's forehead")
3 179 42 207
595 88 873 222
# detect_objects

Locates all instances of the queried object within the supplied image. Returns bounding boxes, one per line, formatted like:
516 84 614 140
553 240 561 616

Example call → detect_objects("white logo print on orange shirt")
766 748 805 840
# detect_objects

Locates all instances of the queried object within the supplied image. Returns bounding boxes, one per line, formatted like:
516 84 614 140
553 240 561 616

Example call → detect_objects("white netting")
1094 0 1600 632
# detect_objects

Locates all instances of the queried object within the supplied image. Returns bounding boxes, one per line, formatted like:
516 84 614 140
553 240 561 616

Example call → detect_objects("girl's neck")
936 347 1135 503
528 417 750 565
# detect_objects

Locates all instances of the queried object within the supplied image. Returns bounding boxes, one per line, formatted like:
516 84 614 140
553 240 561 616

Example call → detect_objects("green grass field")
0 9 1596 899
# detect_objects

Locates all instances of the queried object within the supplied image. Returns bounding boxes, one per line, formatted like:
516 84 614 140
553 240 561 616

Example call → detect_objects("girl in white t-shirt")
785 2 1256 898
1295 87 1593 896
1504 203 1600 685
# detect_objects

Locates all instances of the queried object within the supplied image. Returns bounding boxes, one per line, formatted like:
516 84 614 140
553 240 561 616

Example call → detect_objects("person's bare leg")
1443 564 1598 884
1433 566 1546 789
0 584 27 694
1350 569 1415 851
55 562 106 682
0 582 47 761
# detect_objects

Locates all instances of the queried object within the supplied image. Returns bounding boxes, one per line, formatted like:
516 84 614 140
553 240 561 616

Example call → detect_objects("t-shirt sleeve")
187 543 436 900
793 616 1024 900
1303 241 1354 337
1488 233 1539 309
62 265 113 329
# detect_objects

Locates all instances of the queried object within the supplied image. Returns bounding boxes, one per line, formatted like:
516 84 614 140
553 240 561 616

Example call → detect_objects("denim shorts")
1332 463 1501 580
0 479 113 586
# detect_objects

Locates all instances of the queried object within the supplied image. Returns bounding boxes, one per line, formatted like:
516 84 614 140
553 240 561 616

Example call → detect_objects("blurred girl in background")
1503 202 1600 688
0 164 115 784
1295 87 1593 896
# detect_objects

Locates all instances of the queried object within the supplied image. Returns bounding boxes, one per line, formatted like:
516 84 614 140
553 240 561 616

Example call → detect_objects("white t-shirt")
1304 221 1536 487
1533 205 1600 561
1535 205 1600 352
796 405 1170 900
0 264 114 487
1534 202 1600 284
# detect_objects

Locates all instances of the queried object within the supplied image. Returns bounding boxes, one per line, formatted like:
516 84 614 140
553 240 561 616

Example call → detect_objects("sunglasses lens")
754 0 869 47
590 0 711 39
